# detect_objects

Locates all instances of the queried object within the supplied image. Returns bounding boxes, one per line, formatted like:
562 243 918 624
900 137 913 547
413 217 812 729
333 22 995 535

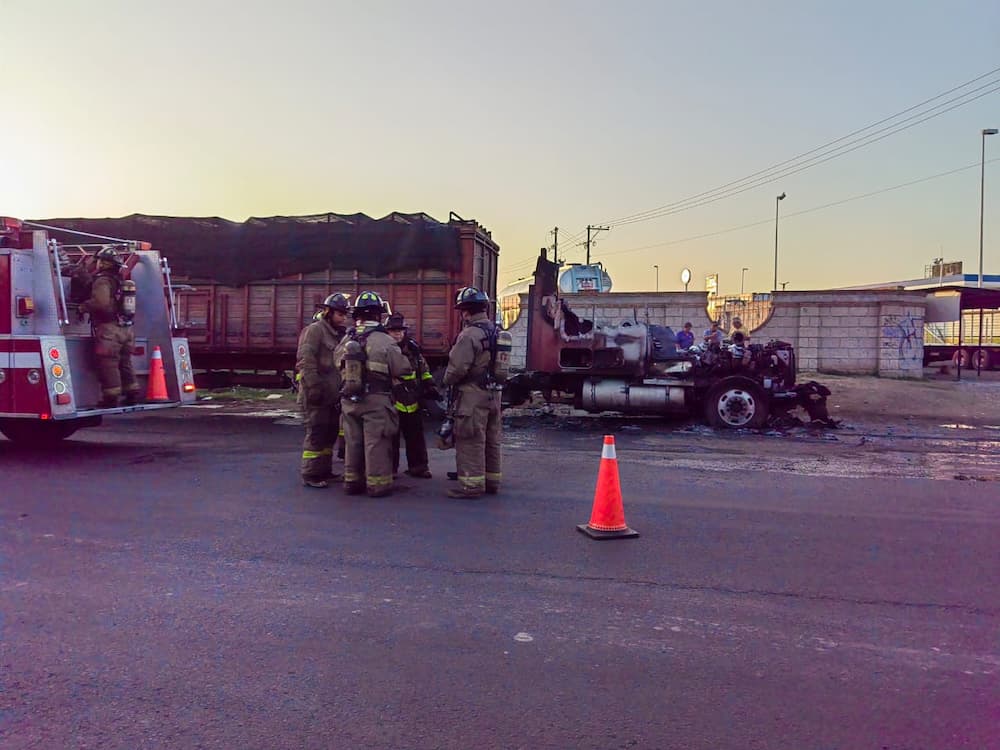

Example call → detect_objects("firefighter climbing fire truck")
0 217 196 444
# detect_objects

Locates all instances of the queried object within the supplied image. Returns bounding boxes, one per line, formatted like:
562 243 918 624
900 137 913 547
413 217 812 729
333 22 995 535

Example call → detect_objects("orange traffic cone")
146 345 170 402
577 435 639 540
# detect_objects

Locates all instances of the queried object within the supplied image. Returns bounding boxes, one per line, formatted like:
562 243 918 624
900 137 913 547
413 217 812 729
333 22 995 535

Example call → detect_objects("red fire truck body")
0 217 196 444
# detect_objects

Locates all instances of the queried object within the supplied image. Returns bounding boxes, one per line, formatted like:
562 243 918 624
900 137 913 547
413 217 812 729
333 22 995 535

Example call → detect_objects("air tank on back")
558 263 613 293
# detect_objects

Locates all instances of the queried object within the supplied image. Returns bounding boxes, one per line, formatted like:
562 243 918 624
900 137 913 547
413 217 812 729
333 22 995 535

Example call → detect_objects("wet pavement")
1 405 998 749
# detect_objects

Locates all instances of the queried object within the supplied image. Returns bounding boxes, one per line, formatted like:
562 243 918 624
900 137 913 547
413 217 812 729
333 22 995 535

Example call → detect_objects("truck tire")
971 349 992 371
704 377 769 429
0 420 79 446
952 349 972 368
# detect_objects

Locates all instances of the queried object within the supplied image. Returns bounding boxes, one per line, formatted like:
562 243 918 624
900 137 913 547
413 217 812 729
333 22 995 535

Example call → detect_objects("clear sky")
4 0 999 294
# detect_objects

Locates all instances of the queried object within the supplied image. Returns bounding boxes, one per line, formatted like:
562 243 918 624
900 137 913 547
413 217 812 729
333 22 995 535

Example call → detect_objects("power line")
502 226 588 277
593 156 1000 260
600 65 1000 227
608 80 1000 228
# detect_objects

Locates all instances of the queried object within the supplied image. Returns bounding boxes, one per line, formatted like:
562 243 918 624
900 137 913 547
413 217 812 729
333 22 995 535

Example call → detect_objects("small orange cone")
577 435 639 540
146 345 170 402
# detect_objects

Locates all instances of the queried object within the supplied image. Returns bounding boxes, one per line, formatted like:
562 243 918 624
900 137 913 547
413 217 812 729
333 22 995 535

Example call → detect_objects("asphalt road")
1 408 998 750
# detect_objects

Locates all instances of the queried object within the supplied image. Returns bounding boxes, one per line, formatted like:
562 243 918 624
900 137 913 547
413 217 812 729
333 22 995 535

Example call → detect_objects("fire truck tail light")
183 383 196 393
55 393 72 405
51 364 64 378
137 241 152 251
49 348 61 360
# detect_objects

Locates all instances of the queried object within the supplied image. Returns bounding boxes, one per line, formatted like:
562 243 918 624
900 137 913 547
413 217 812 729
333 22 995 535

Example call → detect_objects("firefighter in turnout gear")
79 247 140 408
442 286 502 498
385 313 438 479
296 293 350 488
335 291 412 497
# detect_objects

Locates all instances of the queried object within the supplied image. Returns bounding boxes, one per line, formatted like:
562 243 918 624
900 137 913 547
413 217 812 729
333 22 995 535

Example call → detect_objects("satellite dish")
680 268 692 284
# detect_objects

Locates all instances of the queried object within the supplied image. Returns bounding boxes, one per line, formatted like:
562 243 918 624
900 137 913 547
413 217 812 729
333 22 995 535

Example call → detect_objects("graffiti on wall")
881 313 921 362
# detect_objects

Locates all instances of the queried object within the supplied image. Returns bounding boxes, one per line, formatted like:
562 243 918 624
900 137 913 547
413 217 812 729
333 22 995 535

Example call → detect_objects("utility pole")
585 225 609 265
550 226 560 264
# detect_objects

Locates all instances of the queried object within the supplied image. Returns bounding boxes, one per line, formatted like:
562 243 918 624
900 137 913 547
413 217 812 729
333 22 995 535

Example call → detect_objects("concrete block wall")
754 290 927 378
558 292 714 331
877 302 925 377
507 289 927 378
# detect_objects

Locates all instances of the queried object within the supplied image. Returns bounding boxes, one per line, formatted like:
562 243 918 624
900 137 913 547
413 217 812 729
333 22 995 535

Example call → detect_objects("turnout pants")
93 322 138 402
342 394 399 496
392 409 428 475
300 402 341 482
453 386 502 495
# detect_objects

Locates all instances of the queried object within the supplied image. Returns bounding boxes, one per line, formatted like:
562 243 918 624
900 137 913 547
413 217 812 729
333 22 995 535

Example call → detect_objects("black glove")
423 384 442 401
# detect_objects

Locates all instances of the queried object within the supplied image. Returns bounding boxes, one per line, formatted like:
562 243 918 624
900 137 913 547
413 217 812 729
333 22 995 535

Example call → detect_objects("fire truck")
0 217 196 445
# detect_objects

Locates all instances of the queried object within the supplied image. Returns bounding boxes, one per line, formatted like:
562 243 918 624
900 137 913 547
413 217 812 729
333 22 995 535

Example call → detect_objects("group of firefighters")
295 287 503 500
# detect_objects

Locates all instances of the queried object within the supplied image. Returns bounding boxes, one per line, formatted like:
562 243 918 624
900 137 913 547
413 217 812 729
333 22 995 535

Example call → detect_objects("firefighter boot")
447 487 484 499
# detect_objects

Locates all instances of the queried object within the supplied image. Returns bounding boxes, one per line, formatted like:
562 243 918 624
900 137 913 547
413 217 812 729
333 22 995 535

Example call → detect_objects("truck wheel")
952 349 972 368
971 349 992 371
0 420 79 446
704 378 769 429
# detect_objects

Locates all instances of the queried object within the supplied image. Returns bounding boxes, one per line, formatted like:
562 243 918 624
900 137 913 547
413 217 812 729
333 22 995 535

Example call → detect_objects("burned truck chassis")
505 254 834 429
506 342 833 429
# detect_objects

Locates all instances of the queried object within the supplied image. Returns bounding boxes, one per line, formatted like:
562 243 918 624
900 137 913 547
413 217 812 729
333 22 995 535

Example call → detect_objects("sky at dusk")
4 0 999 294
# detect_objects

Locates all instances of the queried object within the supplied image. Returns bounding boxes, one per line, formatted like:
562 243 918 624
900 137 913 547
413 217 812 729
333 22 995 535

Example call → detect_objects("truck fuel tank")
581 378 690 414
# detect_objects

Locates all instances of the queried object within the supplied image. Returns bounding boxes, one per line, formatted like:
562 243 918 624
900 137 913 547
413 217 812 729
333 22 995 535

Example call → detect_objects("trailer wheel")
704 378 769 429
952 349 972 368
0 420 79 446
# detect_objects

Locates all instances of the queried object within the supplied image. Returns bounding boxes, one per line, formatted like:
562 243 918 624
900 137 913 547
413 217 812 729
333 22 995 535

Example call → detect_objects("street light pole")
773 192 786 291
653 264 659 292
979 129 998 288
741 267 749 295
977 128 997 376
